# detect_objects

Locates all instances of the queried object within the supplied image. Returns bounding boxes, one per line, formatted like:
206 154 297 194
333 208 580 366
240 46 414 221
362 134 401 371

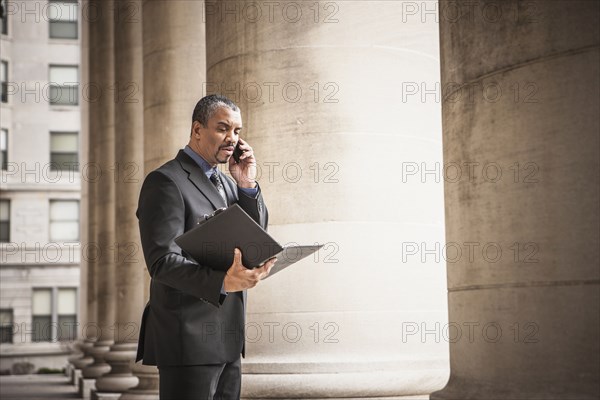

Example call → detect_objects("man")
135 94 276 399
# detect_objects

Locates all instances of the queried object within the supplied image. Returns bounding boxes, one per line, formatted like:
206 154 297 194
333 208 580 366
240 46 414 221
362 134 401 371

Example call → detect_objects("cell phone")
233 142 244 163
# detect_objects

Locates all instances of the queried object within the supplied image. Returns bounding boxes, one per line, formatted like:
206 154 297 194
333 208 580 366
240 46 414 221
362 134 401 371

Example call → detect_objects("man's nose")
225 130 236 143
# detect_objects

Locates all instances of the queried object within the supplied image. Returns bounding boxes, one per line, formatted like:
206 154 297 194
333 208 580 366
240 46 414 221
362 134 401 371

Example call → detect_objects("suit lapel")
176 150 227 210
221 173 236 206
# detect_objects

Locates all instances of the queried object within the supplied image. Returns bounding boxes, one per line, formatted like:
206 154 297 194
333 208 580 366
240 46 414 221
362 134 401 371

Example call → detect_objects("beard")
215 147 232 164
216 154 230 164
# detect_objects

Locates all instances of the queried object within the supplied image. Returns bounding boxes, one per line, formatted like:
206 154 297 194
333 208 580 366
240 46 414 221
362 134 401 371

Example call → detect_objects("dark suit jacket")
135 150 268 366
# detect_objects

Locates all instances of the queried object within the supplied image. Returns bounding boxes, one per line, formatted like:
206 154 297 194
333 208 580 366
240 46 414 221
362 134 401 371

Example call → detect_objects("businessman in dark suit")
135 95 276 399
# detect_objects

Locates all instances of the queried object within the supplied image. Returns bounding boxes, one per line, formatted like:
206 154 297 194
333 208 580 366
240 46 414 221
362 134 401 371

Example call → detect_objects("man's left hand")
229 138 257 189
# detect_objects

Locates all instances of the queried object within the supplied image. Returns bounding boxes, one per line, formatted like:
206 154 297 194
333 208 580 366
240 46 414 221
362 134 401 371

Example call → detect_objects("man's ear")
192 120 204 138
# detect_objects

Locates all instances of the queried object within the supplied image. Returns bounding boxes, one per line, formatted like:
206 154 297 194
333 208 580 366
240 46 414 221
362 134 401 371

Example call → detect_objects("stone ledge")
242 368 448 398
242 354 447 374
0 343 71 357
243 397 430 400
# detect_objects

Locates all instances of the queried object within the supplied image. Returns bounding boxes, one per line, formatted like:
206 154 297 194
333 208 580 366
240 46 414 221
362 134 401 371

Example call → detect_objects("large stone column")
431 1 599 399
94 0 144 395
141 0 206 172
206 1 447 397
82 0 116 384
120 1 206 398
71 0 94 376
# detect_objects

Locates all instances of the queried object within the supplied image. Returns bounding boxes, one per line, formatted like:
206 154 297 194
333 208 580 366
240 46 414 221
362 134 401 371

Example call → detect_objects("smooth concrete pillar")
94 0 144 394
82 0 116 381
206 1 447 397
141 0 206 172
431 1 599 399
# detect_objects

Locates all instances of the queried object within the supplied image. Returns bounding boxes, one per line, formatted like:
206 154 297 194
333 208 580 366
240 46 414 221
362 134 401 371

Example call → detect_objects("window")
49 65 78 105
48 0 78 39
49 200 79 241
0 309 13 343
0 199 8 242
50 132 78 170
1 0 7 35
32 289 52 342
57 288 77 341
0 128 6 170
1 60 7 103
32 288 77 342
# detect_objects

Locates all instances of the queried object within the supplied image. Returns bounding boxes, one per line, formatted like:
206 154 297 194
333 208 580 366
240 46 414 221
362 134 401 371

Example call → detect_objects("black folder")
175 204 322 278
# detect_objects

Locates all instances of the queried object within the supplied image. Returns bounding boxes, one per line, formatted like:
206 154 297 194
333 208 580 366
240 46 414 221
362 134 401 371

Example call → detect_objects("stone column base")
73 356 94 370
120 391 160 400
91 390 122 400
78 377 96 399
82 340 112 378
65 363 74 378
119 364 159 400
72 368 82 386
94 343 138 393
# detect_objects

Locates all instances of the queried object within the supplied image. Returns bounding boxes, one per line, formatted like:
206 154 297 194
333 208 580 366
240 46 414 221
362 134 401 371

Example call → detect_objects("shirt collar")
183 145 217 179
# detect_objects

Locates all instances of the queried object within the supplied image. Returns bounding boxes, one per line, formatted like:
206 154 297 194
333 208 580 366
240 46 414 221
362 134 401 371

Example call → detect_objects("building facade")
0 0 81 372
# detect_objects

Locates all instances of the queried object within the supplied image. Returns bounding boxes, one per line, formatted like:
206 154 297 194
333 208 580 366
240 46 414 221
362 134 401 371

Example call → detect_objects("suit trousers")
158 357 241 400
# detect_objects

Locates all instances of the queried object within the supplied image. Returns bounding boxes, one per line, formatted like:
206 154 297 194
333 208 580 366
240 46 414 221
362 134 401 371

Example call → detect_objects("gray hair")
192 94 240 126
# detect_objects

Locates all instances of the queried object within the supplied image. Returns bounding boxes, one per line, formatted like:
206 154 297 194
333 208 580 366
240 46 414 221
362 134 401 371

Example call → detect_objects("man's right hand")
223 248 276 293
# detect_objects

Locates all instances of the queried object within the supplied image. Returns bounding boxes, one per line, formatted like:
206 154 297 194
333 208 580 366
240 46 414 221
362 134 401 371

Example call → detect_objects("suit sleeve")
236 182 269 230
137 170 226 307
